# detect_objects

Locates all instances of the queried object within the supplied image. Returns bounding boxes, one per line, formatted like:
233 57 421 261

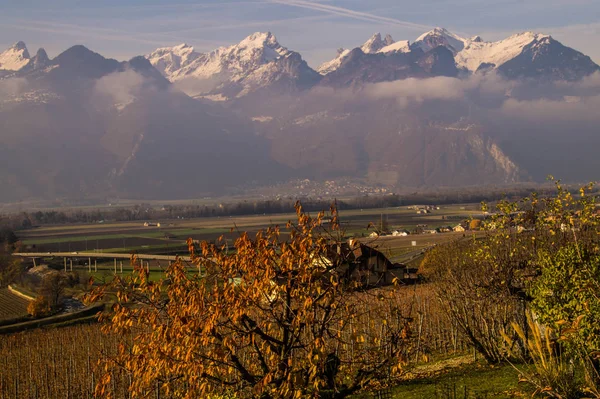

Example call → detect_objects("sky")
1 0 599 68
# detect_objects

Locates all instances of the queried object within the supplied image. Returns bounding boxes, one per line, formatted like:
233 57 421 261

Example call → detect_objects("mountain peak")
174 43 191 49
51 45 121 79
59 44 95 56
361 33 394 54
168 43 195 55
35 48 48 58
413 27 466 54
415 27 457 40
18 47 50 73
146 31 317 97
508 31 550 42
241 32 278 48
31 48 49 68
384 34 395 46
431 27 451 35
12 41 28 51
0 41 31 71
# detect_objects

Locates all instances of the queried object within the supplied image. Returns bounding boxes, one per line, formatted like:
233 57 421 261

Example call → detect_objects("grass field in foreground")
354 360 527 399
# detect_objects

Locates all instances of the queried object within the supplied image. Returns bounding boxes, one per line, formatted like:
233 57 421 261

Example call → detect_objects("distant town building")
453 224 465 232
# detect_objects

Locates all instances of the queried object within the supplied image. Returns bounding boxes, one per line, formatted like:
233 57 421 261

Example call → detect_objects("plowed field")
0 289 29 322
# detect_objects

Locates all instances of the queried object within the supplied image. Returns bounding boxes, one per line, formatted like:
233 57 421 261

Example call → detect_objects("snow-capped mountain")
317 28 466 76
146 32 320 98
413 28 600 79
412 27 466 54
317 33 410 75
319 46 457 88
0 41 31 71
453 32 544 71
317 48 352 76
318 28 599 80
361 33 394 54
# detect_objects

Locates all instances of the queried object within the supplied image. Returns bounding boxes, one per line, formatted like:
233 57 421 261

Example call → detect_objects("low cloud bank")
94 69 145 106
363 72 600 108
172 75 228 97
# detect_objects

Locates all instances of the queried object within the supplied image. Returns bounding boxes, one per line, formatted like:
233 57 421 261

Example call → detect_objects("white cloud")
94 69 145 107
363 73 514 107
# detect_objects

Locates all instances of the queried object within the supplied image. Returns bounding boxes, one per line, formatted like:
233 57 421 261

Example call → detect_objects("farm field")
0 288 30 323
17 204 484 258
3 204 485 328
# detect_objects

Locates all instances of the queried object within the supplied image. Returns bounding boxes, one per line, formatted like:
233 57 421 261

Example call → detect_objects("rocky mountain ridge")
319 28 599 81
0 28 599 202
141 27 598 98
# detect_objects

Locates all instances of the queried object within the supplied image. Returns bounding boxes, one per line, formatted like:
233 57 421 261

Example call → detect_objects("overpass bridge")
13 252 195 273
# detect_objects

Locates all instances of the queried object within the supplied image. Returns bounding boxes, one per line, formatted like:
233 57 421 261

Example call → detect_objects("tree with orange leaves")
90 203 410 398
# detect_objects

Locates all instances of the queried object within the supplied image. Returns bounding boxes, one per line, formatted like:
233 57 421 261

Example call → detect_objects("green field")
17 204 484 256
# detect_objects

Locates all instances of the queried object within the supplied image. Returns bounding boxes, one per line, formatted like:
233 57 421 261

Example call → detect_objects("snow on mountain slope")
147 33 286 81
412 28 592 77
361 33 394 54
318 33 409 75
0 41 30 71
317 48 351 75
378 40 410 54
319 28 559 77
455 32 550 72
146 32 318 97
178 32 292 80
413 28 467 54
146 43 199 77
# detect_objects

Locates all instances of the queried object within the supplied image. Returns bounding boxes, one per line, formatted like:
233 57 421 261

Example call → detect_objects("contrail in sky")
268 0 432 30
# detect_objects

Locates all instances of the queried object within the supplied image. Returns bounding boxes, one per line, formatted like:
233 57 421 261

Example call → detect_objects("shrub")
41 272 67 308
425 237 525 364
27 296 51 318
503 315 581 399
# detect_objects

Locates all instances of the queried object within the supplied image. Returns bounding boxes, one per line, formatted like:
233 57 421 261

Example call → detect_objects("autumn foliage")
90 203 410 398
424 179 600 396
